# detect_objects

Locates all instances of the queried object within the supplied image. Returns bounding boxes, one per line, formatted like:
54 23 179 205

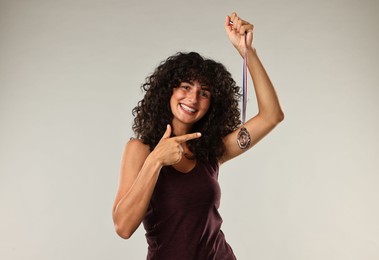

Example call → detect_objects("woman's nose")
187 89 198 103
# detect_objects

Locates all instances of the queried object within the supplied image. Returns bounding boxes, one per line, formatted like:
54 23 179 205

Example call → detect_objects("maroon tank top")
143 160 236 260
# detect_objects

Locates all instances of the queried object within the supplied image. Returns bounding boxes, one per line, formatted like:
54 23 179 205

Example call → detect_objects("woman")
112 12 284 259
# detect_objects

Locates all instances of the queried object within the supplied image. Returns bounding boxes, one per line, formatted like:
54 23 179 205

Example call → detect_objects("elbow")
272 105 285 125
275 110 285 124
113 212 137 239
114 223 134 239
259 106 285 126
265 110 284 126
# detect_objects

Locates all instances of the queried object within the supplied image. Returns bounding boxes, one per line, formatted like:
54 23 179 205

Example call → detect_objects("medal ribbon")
242 33 247 124
237 34 251 150
230 20 248 124
230 20 251 149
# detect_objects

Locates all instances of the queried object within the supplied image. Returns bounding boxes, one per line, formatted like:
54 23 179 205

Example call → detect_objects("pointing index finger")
174 132 202 143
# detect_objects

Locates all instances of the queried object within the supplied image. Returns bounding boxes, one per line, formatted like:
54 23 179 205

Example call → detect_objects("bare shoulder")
125 138 150 152
115 139 151 202
123 138 151 163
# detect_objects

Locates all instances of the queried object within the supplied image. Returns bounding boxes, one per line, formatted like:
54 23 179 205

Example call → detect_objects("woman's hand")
224 12 254 56
150 125 201 166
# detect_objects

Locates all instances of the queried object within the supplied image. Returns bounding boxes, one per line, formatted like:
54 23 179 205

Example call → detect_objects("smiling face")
170 81 211 133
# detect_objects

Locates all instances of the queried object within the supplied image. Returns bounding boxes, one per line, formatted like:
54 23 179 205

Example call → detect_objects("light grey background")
1 0 378 259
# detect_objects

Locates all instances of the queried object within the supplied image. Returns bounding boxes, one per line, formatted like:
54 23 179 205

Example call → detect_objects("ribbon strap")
237 33 251 149
242 35 248 125
229 20 251 149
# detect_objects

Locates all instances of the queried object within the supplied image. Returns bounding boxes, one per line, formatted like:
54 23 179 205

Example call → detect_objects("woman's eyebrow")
183 81 211 91
201 87 211 91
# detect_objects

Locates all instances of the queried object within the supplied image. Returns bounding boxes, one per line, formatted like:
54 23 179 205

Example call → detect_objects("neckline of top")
169 160 199 175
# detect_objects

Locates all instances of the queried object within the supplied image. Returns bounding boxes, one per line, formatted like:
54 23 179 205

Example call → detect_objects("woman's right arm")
112 125 201 239
112 138 162 239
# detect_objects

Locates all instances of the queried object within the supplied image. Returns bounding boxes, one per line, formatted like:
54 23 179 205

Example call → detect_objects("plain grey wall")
1 0 378 259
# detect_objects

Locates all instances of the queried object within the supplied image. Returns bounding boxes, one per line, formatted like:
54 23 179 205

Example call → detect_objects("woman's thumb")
161 124 171 139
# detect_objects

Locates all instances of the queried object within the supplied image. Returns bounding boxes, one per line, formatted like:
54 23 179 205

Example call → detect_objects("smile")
180 103 197 113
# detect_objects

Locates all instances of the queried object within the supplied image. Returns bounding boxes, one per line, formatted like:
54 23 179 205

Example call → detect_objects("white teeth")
180 104 196 113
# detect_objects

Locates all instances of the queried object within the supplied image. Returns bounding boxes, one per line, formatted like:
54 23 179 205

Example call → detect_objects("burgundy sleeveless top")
142 160 236 260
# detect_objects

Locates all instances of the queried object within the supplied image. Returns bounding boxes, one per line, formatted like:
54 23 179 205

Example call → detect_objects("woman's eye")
181 85 190 90
200 90 209 98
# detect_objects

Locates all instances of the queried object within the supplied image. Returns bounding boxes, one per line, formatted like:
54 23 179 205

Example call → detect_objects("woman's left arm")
220 12 284 164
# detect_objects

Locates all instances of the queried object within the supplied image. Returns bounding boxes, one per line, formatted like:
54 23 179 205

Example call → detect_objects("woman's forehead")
181 80 209 87
180 81 212 92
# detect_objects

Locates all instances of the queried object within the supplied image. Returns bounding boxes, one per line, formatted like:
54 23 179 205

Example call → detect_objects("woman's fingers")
230 13 253 34
153 127 201 166
231 12 237 25
226 12 254 55
225 16 232 31
159 124 200 143
174 132 202 143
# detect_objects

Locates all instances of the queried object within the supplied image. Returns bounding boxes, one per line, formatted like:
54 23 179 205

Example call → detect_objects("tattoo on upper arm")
237 127 251 149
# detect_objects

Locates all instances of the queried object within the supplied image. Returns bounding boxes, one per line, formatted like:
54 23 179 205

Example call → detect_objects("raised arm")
220 12 284 164
112 125 201 239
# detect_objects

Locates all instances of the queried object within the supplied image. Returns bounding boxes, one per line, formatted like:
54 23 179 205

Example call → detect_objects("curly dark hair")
132 52 241 162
